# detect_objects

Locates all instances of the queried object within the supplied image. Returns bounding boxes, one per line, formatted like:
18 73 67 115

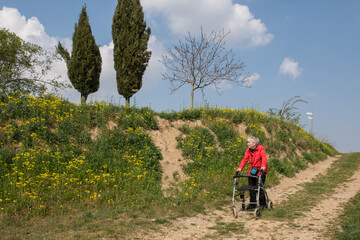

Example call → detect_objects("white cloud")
0 6 164 103
86 42 117 102
279 57 302 79
142 0 273 47
90 36 165 102
0 6 64 51
244 72 260 87
143 36 166 89
213 80 233 93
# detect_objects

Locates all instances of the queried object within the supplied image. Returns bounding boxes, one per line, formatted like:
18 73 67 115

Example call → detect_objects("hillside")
0 92 339 239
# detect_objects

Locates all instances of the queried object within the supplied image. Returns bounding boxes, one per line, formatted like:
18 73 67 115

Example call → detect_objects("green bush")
302 152 317 164
293 158 307 171
116 106 158 130
177 126 216 162
313 151 327 161
179 108 203 120
267 140 282 153
276 129 289 143
319 142 337 156
209 120 237 148
228 111 245 124
158 111 179 121
268 158 296 177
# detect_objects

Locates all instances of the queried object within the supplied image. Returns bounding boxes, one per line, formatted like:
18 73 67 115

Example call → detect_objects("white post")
306 111 314 133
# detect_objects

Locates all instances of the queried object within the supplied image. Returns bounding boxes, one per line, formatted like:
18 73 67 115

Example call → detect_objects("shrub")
319 142 337 156
177 126 216 161
276 130 289 143
268 140 282 153
293 158 307 171
268 158 296 177
245 124 266 144
158 111 179 121
116 106 158 130
302 152 317 164
178 108 202 120
209 120 237 148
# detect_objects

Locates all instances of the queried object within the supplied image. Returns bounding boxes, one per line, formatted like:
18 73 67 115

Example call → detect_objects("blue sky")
1 0 359 153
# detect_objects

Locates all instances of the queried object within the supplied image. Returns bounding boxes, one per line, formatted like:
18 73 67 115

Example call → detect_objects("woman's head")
247 136 259 148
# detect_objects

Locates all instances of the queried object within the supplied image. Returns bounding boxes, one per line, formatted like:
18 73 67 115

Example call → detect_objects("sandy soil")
148 117 187 191
148 117 207 191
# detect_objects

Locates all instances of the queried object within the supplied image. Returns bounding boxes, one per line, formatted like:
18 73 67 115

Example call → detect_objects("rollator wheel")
254 208 261 219
267 200 273 210
241 194 245 210
232 206 238 218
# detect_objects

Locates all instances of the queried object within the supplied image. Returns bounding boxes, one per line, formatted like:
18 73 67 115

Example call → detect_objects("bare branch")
160 27 250 108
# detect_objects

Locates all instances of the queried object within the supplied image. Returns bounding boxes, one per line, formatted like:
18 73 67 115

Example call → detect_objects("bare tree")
161 28 251 108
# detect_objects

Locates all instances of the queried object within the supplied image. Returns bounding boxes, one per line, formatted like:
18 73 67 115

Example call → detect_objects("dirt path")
143 155 360 239
268 156 338 204
244 159 360 240
289 170 360 239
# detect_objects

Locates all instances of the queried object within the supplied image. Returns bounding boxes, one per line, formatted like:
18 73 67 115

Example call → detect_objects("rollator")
232 170 273 219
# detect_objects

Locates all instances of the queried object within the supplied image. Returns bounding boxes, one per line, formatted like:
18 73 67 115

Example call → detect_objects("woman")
237 136 269 209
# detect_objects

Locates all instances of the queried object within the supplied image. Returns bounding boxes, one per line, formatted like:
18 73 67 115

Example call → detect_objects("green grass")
328 190 360 240
263 153 360 220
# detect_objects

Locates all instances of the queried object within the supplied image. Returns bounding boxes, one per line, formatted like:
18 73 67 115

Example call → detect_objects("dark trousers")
248 172 267 206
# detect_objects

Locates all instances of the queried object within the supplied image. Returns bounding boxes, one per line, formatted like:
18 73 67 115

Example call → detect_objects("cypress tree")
57 5 102 104
112 0 151 106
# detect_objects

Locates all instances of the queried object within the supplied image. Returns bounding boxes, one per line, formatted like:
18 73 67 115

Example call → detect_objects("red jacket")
239 144 269 176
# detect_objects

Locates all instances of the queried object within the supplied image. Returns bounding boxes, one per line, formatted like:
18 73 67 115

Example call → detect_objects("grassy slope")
0 92 339 239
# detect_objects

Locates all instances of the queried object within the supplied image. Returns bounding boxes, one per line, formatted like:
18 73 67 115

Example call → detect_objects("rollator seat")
237 185 258 191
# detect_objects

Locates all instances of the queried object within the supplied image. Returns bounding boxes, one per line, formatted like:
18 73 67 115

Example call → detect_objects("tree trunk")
81 94 88 104
125 96 130 107
190 86 194 108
